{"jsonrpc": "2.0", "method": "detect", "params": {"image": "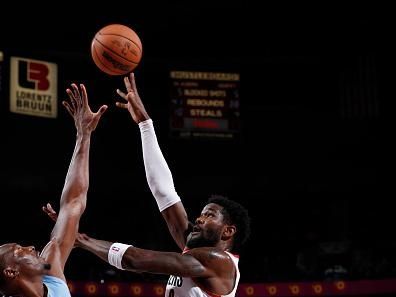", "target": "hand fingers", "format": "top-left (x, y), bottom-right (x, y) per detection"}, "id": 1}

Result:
top-left (71, 83), bottom-right (80, 100)
top-left (70, 83), bottom-right (82, 108)
top-left (115, 102), bottom-right (128, 109)
top-left (97, 105), bottom-right (108, 115)
top-left (76, 233), bottom-right (85, 240)
top-left (42, 205), bottom-right (55, 214)
top-left (80, 84), bottom-right (89, 107)
top-left (129, 73), bottom-right (137, 93)
top-left (116, 89), bottom-right (128, 101)
top-left (46, 203), bottom-right (55, 213)
top-left (124, 76), bottom-right (132, 92)
top-left (62, 101), bottom-right (74, 117)
top-left (66, 88), bottom-right (77, 111)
